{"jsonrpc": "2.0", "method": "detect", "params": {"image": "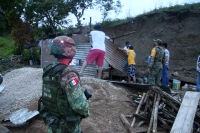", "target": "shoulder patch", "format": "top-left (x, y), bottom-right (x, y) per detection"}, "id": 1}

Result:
top-left (69, 78), bottom-right (79, 87)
